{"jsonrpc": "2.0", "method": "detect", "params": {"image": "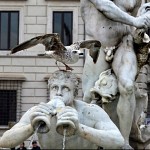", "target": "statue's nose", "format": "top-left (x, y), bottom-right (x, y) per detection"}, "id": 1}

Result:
top-left (56, 88), bottom-right (62, 96)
